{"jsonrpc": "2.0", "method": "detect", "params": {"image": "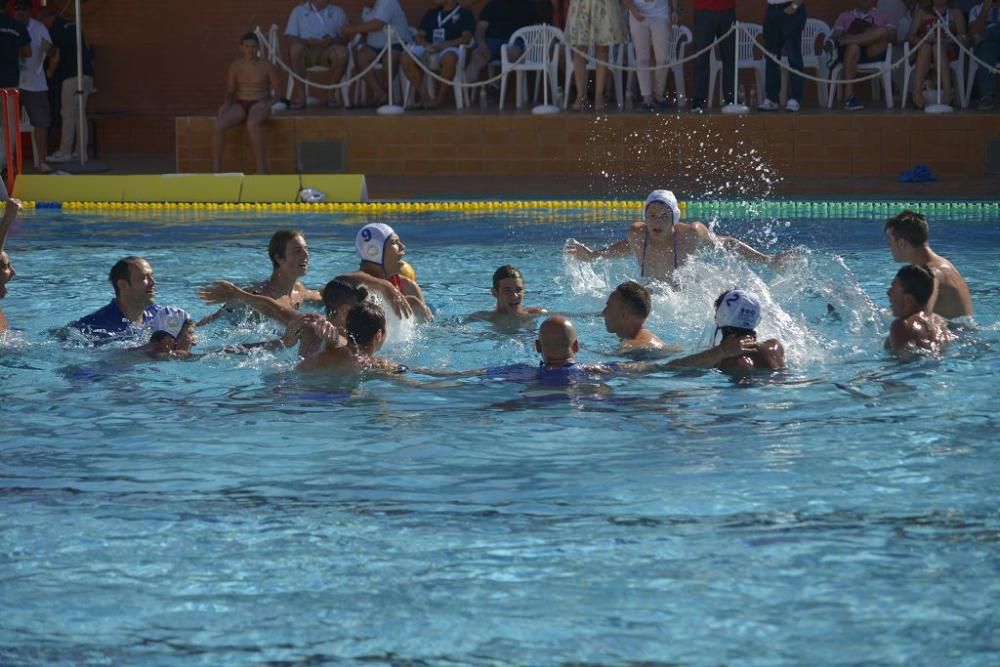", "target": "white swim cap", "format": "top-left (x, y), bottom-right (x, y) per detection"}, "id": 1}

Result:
top-left (149, 307), bottom-right (191, 340)
top-left (356, 223), bottom-right (395, 265)
top-left (715, 290), bottom-right (761, 330)
top-left (644, 189), bottom-right (681, 225)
